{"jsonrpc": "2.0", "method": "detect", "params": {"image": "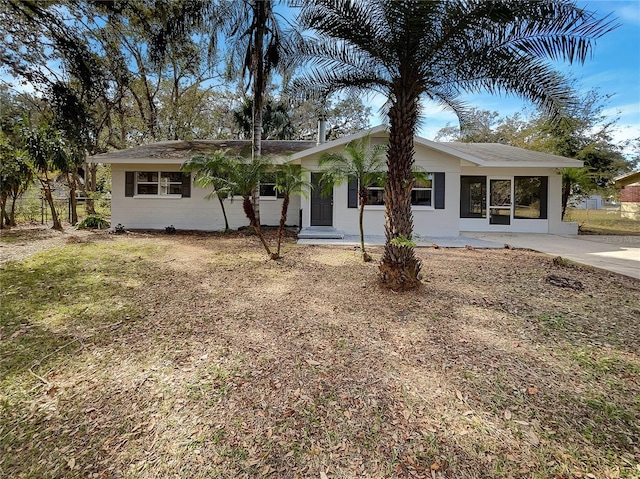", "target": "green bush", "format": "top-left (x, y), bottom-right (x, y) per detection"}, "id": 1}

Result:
top-left (76, 214), bottom-right (110, 230)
